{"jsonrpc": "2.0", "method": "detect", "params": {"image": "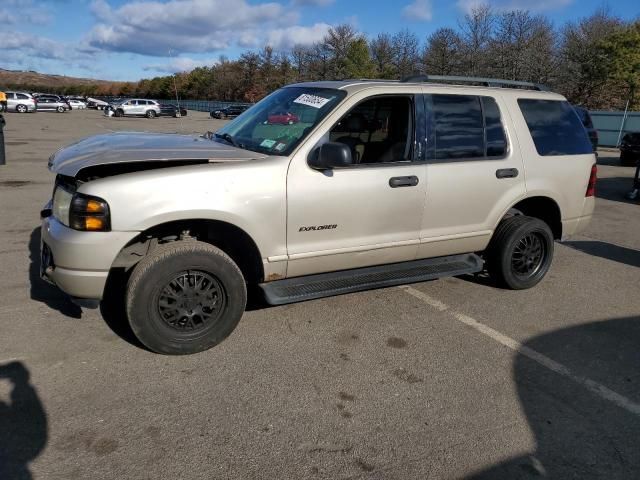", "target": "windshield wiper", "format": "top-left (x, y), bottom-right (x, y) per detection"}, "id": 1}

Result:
top-left (214, 132), bottom-right (239, 148)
